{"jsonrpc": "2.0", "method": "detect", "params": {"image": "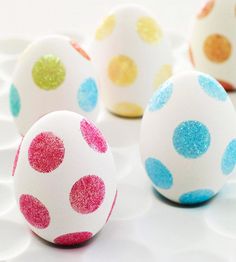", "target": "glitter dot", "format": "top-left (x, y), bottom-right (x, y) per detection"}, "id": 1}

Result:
top-left (77, 78), bottom-right (98, 112)
top-left (12, 139), bottom-right (23, 176)
top-left (179, 189), bottom-right (215, 205)
top-left (148, 81), bottom-right (173, 111)
top-left (197, 0), bottom-right (215, 19)
top-left (19, 194), bottom-right (50, 229)
top-left (136, 16), bottom-right (162, 44)
top-left (9, 84), bottom-right (21, 117)
top-left (204, 34), bottom-right (232, 63)
top-left (112, 102), bottom-right (143, 118)
top-left (106, 190), bottom-right (118, 223)
top-left (80, 119), bottom-right (107, 153)
top-left (108, 55), bottom-right (137, 86)
top-left (221, 139), bottom-right (236, 175)
top-left (173, 120), bottom-right (211, 159)
top-left (189, 47), bottom-right (195, 66)
top-left (71, 40), bottom-right (90, 60)
top-left (145, 158), bottom-right (173, 189)
top-left (218, 79), bottom-right (235, 92)
top-left (32, 54), bottom-right (66, 90)
top-left (153, 64), bottom-right (172, 89)
top-left (28, 132), bottom-right (65, 173)
top-left (54, 232), bottom-right (93, 246)
top-left (70, 175), bottom-right (105, 214)
top-left (96, 15), bottom-right (116, 40)
top-left (198, 74), bottom-right (228, 101)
